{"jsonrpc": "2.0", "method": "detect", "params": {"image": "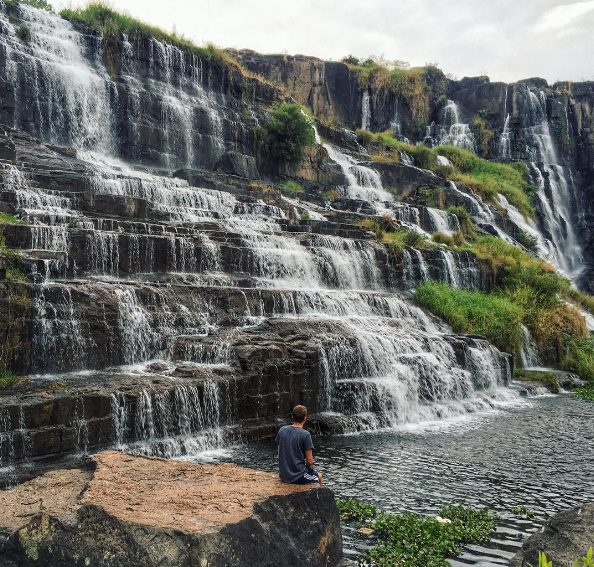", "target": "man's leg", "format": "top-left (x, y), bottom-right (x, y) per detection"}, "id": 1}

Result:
top-left (293, 467), bottom-right (321, 485)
